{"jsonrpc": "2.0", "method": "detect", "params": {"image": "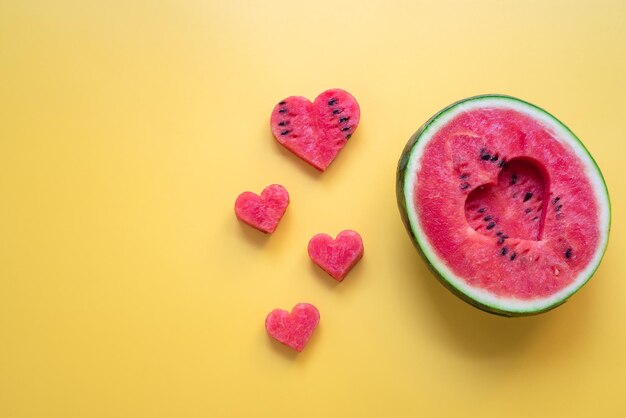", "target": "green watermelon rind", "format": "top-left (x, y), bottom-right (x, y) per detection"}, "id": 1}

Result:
top-left (397, 94), bottom-right (611, 317)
